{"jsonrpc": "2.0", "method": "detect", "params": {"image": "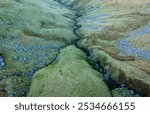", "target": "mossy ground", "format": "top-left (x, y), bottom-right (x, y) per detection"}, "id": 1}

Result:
top-left (28, 46), bottom-right (111, 97)
top-left (0, 0), bottom-right (76, 96)
top-left (0, 0), bottom-right (150, 97)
